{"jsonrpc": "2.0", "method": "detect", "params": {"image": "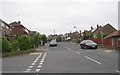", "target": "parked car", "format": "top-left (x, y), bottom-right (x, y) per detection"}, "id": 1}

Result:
top-left (80, 40), bottom-right (98, 49)
top-left (49, 39), bottom-right (57, 47)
